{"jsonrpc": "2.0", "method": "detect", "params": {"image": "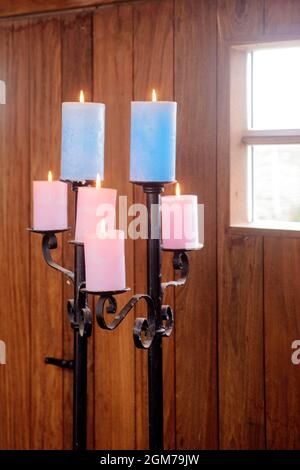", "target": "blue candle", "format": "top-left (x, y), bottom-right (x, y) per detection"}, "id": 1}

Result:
top-left (61, 92), bottom-right (105, 182)
top-left (130, 90), bottom-right (177, 183)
